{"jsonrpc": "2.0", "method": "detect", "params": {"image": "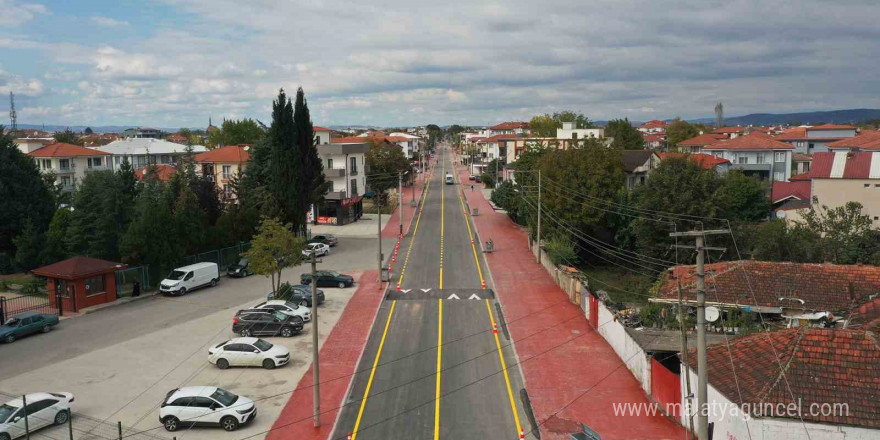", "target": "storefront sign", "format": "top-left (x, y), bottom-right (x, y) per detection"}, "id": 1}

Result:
top-left (317, 216), bottom-right (338, 225)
